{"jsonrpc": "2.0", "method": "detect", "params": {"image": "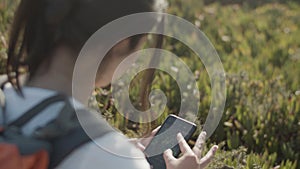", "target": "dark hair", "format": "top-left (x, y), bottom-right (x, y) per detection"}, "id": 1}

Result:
top-left (7, 0), bottom-right (158, 90)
